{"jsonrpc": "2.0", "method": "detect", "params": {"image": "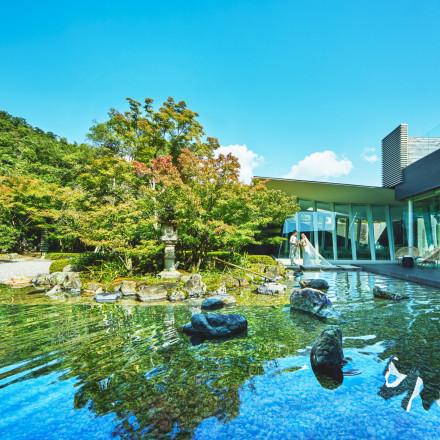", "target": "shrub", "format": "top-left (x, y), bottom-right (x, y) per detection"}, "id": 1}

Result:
top-left (46, 252), bottom-right (79, 260)
top-left (245, 255), bottom-right (276, 266)
top-left (49, 259), bottom-right (71, 273)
